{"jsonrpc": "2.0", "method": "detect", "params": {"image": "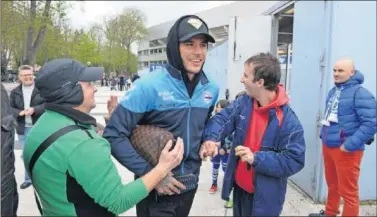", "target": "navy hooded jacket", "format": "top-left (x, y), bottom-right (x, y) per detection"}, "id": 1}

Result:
top-left (203, 94), bottom-right (306, 216)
